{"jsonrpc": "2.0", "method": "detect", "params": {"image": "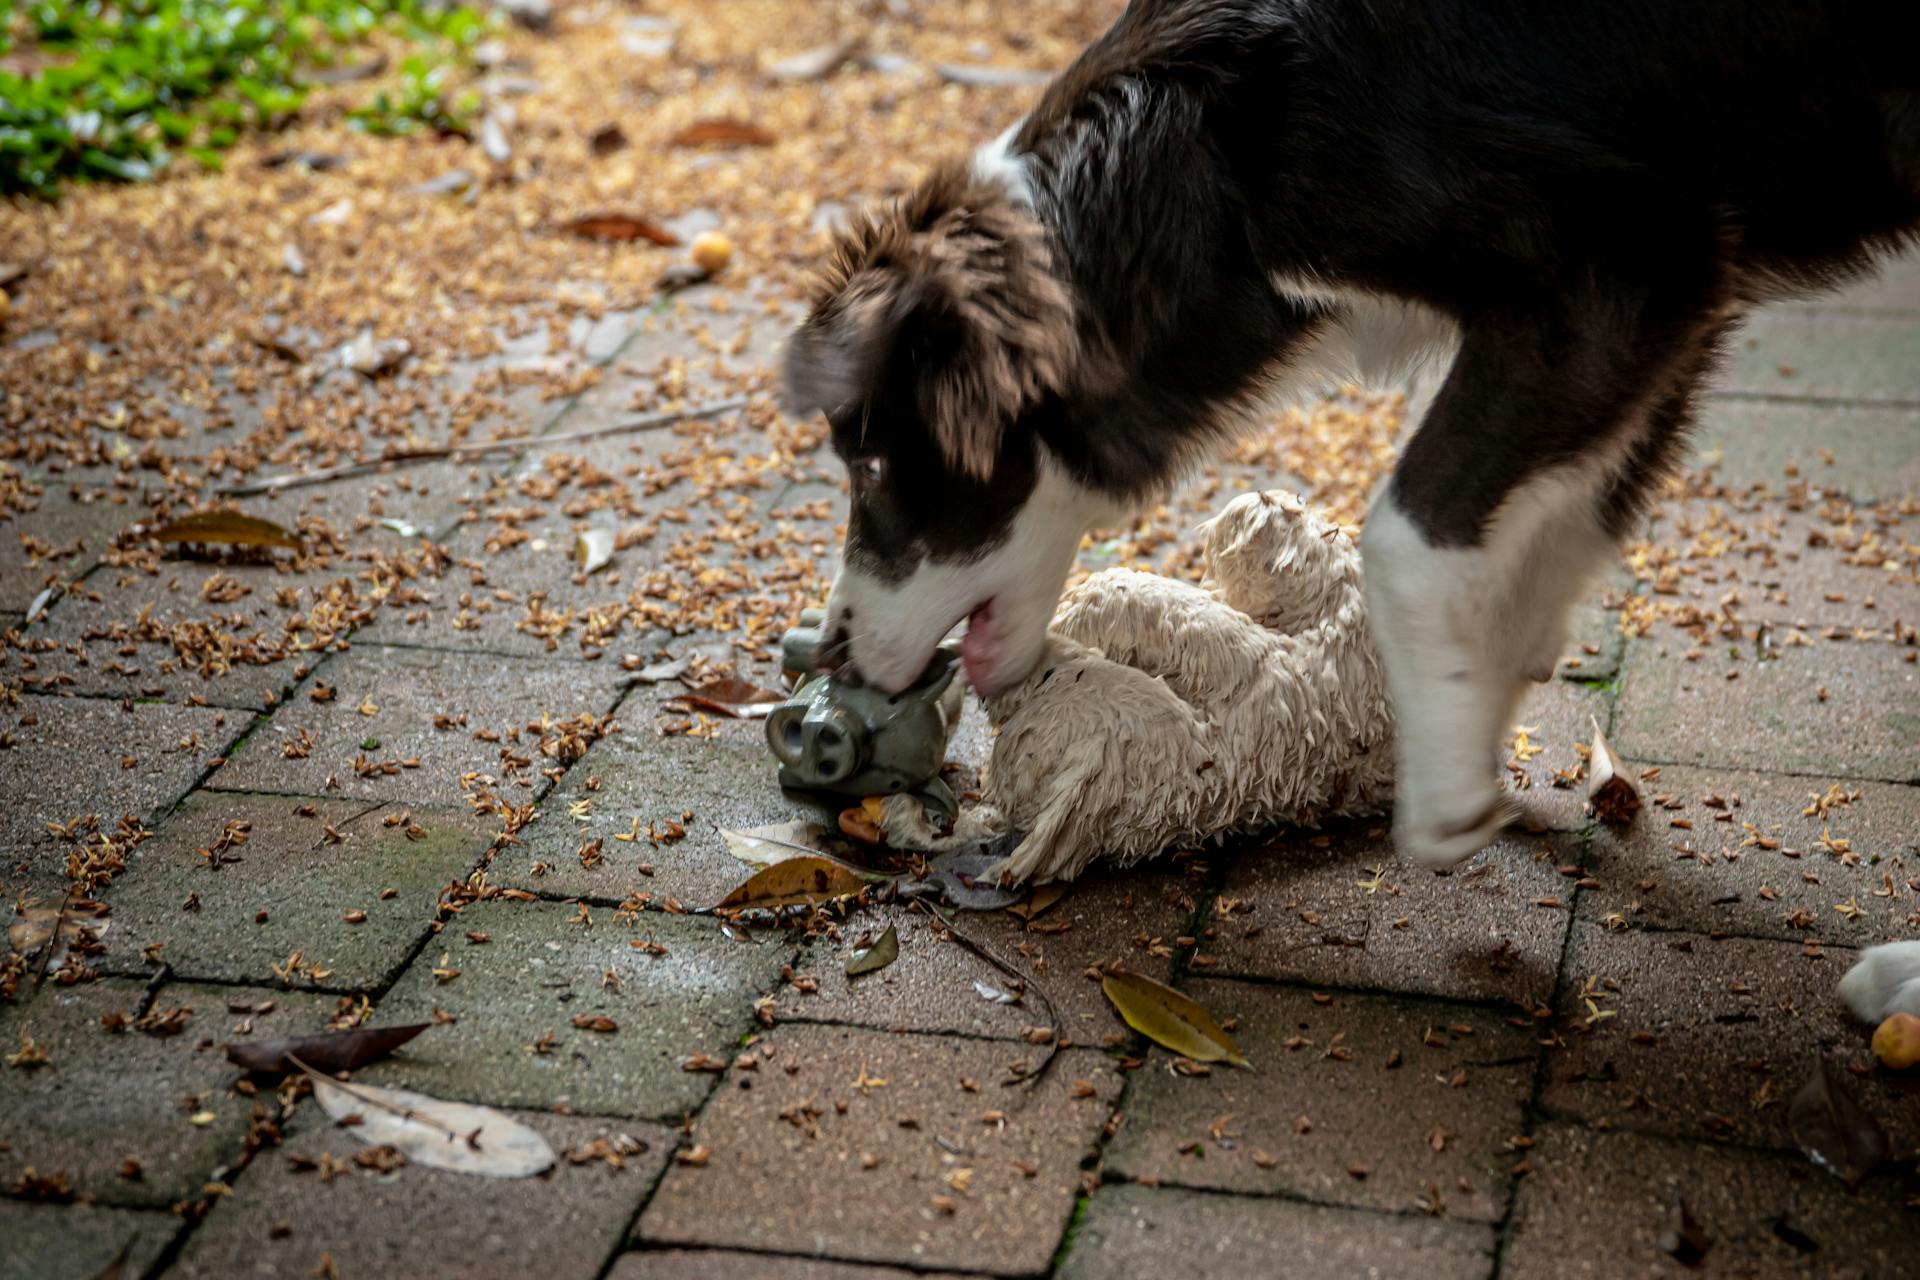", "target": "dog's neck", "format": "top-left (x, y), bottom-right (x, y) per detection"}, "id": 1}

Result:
top-left (973, 40), bottom-right (1323, 503)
